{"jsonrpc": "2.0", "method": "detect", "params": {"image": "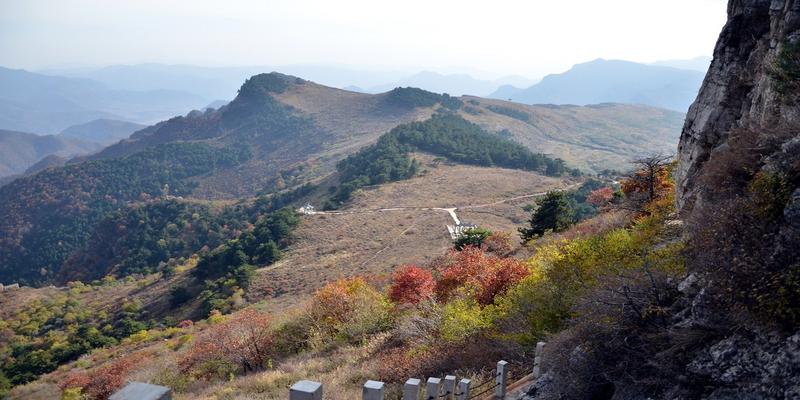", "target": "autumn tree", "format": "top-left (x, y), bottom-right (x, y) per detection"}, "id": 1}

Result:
top-left (435, 247), bottom-right (529, 305)
top-left (587, 186), bottom-right (615, 208)
top-left (307, 277), bottom-right (391, 344)
top-left (181, 308), bottom-right (274, 377)
top-left (519, 191), bottom-right (576, 242)
top-left (480, 231), bottom-right (513, 256)
top-left (620, 154), bottom-right (674, 210)
top-left (388, 265), bottom-right (435, 305)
